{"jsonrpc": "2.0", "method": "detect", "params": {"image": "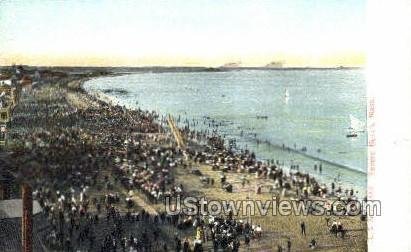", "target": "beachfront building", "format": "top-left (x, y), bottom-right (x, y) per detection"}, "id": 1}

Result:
top-left (33, 70), bottom-right (41, 84)
top-left (20, 75), bottom-right (33, 93)
top-left (0, 170), bottom-right (15, 200)
top-left (0, 198), bottom-right (47, 251)
top-left (0, 104), bottom-right (11, 124)
top-left (0, 86), bottom-right (12, 123)
top-left (10, 75), bottom-right (18, 87)
top-left (0, 84), bottom-right (12, 106)
top-left (0, 73), bottom-right (7, 81)
top-left (0, 173), bottom-right (46, 252)
top-left (0, 124), bottom-right (7, 147)
top-left (0, 79), bottom-right (12, 86)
